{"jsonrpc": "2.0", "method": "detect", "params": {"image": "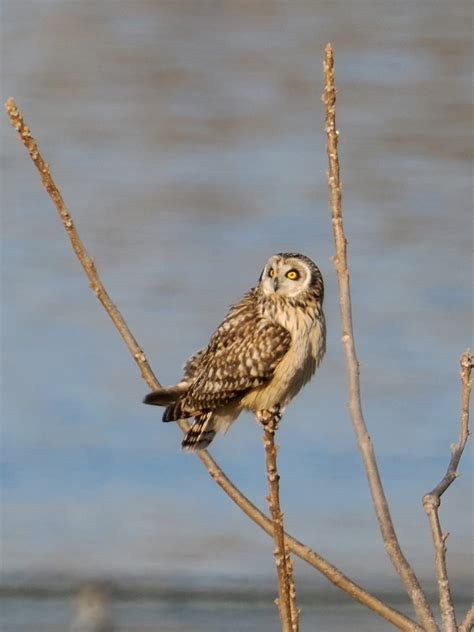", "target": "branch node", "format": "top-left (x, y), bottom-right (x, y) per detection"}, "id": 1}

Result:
top-left (422, 494), bottom-right (440, 511)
